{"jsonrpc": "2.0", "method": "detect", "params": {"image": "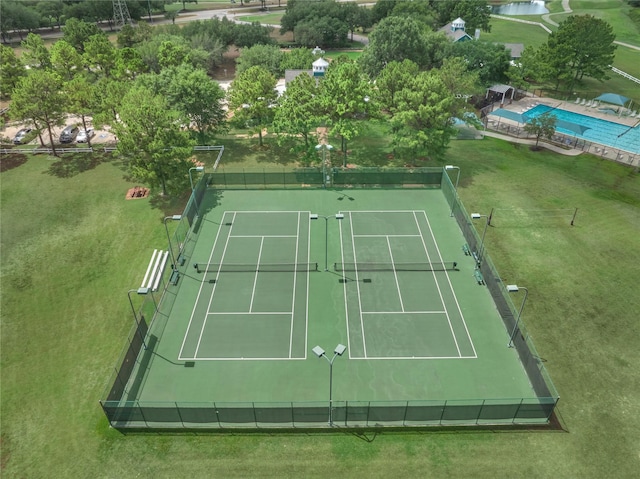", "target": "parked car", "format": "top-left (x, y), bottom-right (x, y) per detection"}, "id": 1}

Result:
top-left (13, 128), bottom-right (34, 144)
top-left (76, 128), bottom-right (94, 143)
top-left (60, 125), bottom-right (79, 143)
